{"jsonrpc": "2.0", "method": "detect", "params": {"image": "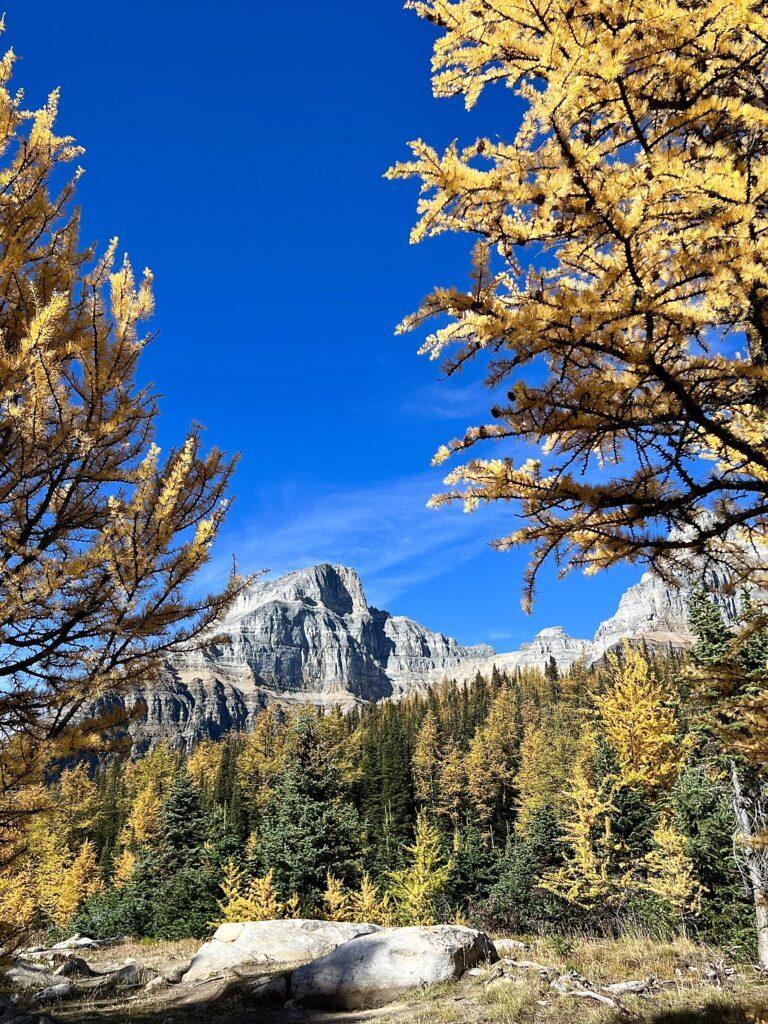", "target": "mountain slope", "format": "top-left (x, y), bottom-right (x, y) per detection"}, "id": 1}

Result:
top-left (116, 564), bottom-right (492, 751)
top-left (115, 556), bottom-right (746, 751)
